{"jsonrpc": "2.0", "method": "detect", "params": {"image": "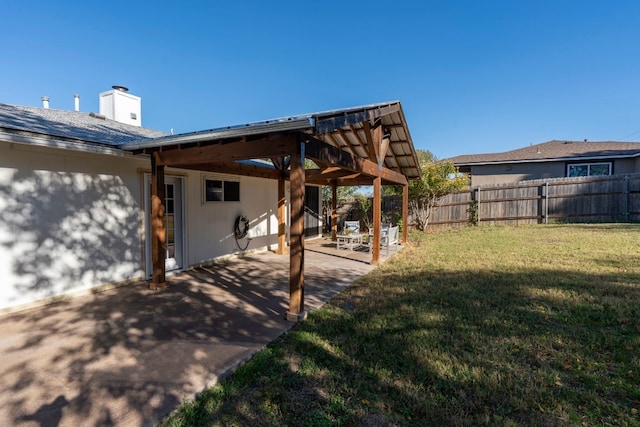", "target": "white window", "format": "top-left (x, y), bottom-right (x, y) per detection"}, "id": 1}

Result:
top-left (567, 162), bottom-right (612, 177)
top-left (204, 178), bottom-right (240, 202)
